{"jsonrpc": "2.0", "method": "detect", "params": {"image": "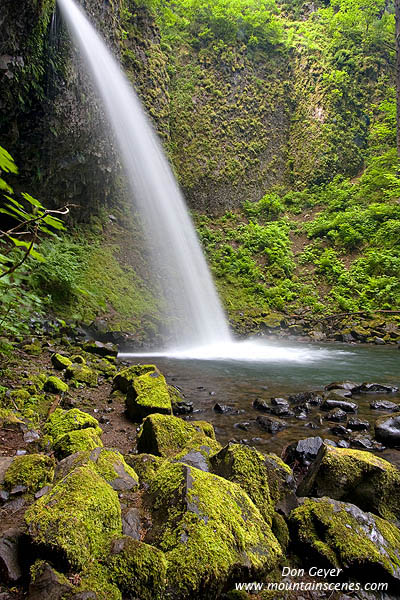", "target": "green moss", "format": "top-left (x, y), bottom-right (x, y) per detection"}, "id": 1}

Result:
top-left (44, 408), bottom-right (102, 442)
top-left (126, 370), bottom-right (172, 421)
top-left (70, 354), bottom-right (86, 364)
top-left (192, 420), bottom-right (217, 440)
top-left (299, 444), bottom-right (400, 521)
top-left (51, 353), bottom-right (73, 370)
top-left (146, 461), bottom-right (281, 597)
top-left (75, 562), bottom-right (122, 600)
top-left (54, 428), bottom-right (103, 458)
top-left (89, 448), bottom-right (139, 489)
top-left (43, 376), bottom-right (69, 394)
top-left (30, 559), bottom-right (70, 588)
top-left (113, 364), bottom-right (157, 393)
top-left (4, 454), bottom-right (55, 493)
top-left (24, 342), bottom-right (42, 356)
top-left (0, 408), bottom-right (23, 428)
top-left (289, 497), bottom-right (400, 577)
top-left (125, 453), bottom-right (166, 483)
top-left (210, 443), bottom-right (274, 523)
top-left (137, 414), bottom-right (221, 457)
top-left (9, 388), bottom-right (31, 409)
top-left (65, 364), bottom-right (98, 387)
top-left (25, 464), bottom-right (122, 569)
top-left (271, 512), bottom-right (289, 551)
top-left (95, 358), bottom-right (117, 378)
top-left (108, 536), bottom-right (167, 599)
